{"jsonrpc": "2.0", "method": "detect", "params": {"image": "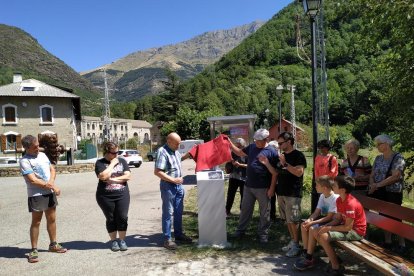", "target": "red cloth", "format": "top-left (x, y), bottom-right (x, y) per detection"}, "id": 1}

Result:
top-left (188, 134), bottom-right (232, 172)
